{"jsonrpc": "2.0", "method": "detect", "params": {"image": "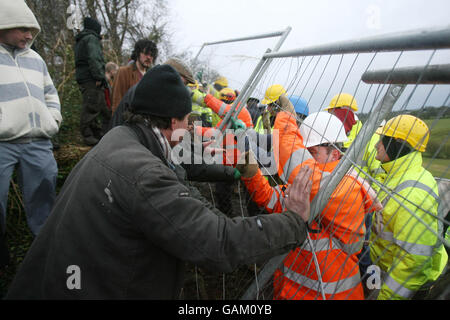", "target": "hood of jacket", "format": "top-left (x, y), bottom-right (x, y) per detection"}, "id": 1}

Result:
top-left (0, 0), bottom-right (40, 46)
top-left (75, 29), bottom-right (101, 42)
top-left (381, 150), bottom-right (422, 180)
